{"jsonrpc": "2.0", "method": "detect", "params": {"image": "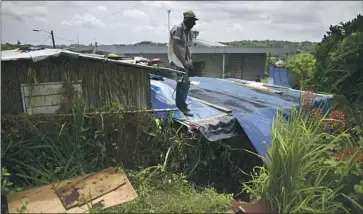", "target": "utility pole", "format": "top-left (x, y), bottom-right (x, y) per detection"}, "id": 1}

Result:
top-left (50, 30), bottom-right (56, 48)
top-left (77, 33), bottom-right (79, 47)
top-left (33, 28), bottom-right (56, 48)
